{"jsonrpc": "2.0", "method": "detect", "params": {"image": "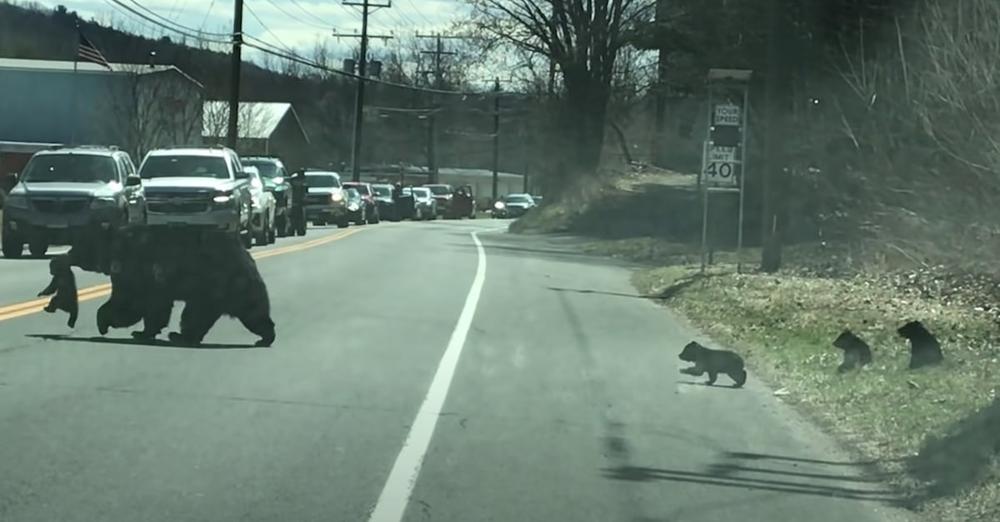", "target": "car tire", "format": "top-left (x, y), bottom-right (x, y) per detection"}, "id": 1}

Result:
top-left (28, 238), bottom-right (48, 258)
top-left (368, 209), bottom-right (380, 224)
top-left (2, 234), bottom-right (23, 259)
top-left (336, 217), bottom-right (350, 229)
